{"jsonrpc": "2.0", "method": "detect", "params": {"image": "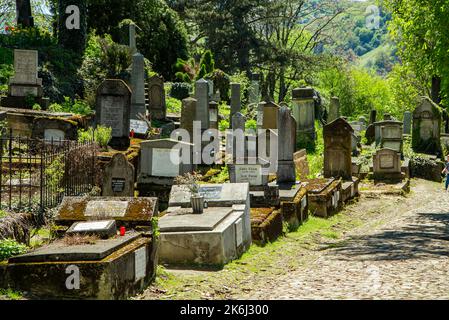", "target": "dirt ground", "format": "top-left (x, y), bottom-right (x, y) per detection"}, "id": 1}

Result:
top-left (137, 179), bottom-right (449, 300)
